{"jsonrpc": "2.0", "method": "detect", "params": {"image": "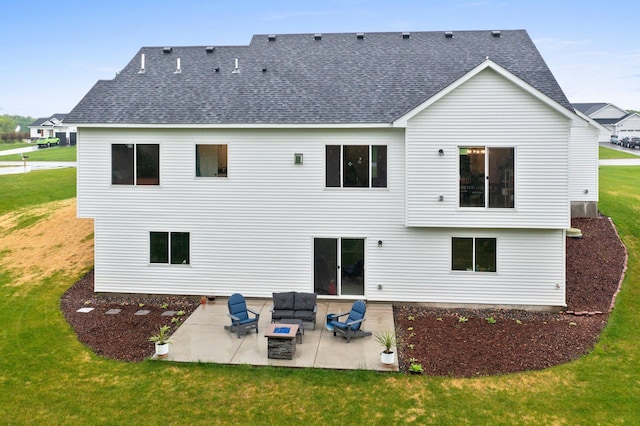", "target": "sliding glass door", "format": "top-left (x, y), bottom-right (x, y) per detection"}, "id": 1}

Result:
top-left (314, 238), bottom-right (365, 296)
